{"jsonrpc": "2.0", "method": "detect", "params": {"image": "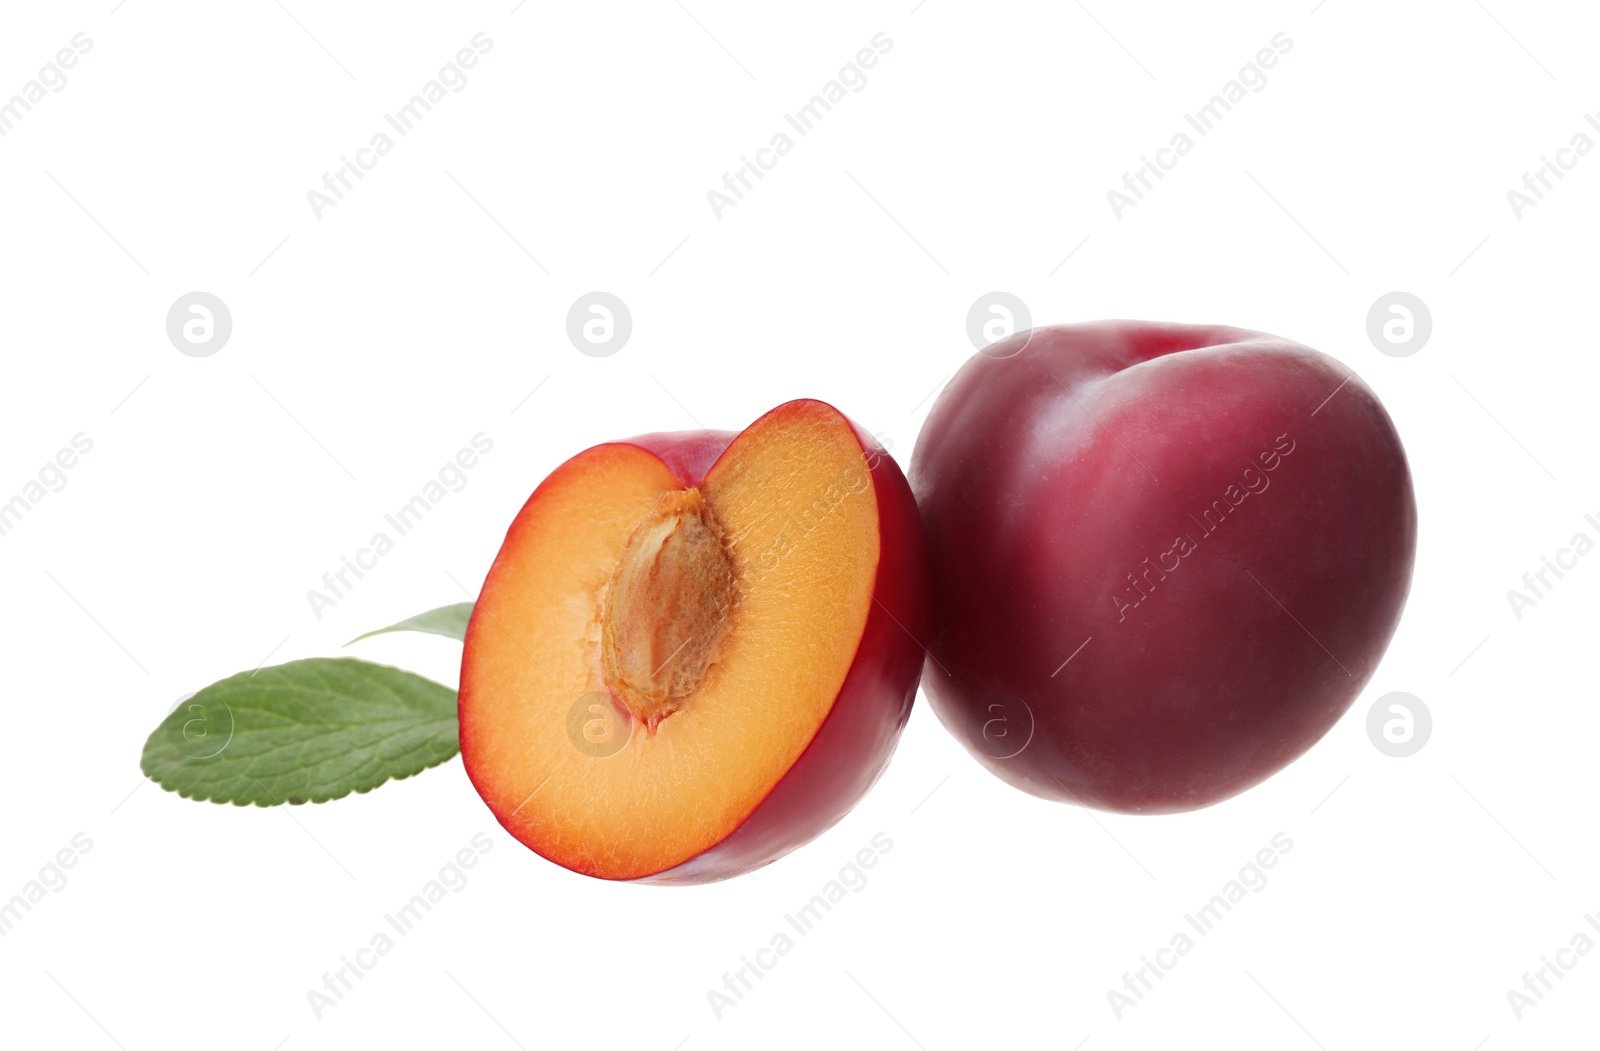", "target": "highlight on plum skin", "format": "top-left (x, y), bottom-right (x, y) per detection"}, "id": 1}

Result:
top-left (459, 399), bottom-right (929, 883)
